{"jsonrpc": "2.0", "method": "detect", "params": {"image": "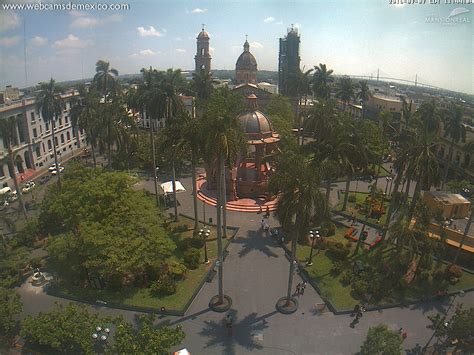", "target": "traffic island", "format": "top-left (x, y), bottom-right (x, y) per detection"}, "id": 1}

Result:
top-left (276, 296), bottom-right (298, 314)
top-left (209, 295), bottom-right (232, 312)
